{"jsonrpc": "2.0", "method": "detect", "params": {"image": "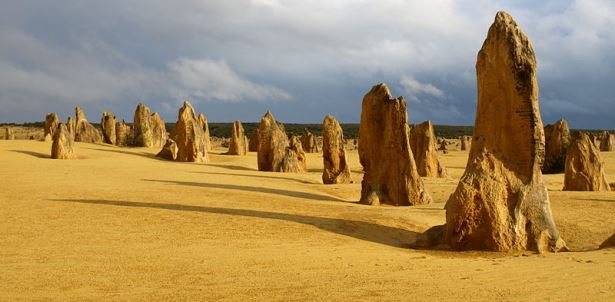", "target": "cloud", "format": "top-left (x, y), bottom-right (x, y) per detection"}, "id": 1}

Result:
top-left (168, 58), bottom-right (291, 102)
top-left (0, 0), bottom-right (614, 127)
top-left (400, 76), bottom-right (445, 99)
